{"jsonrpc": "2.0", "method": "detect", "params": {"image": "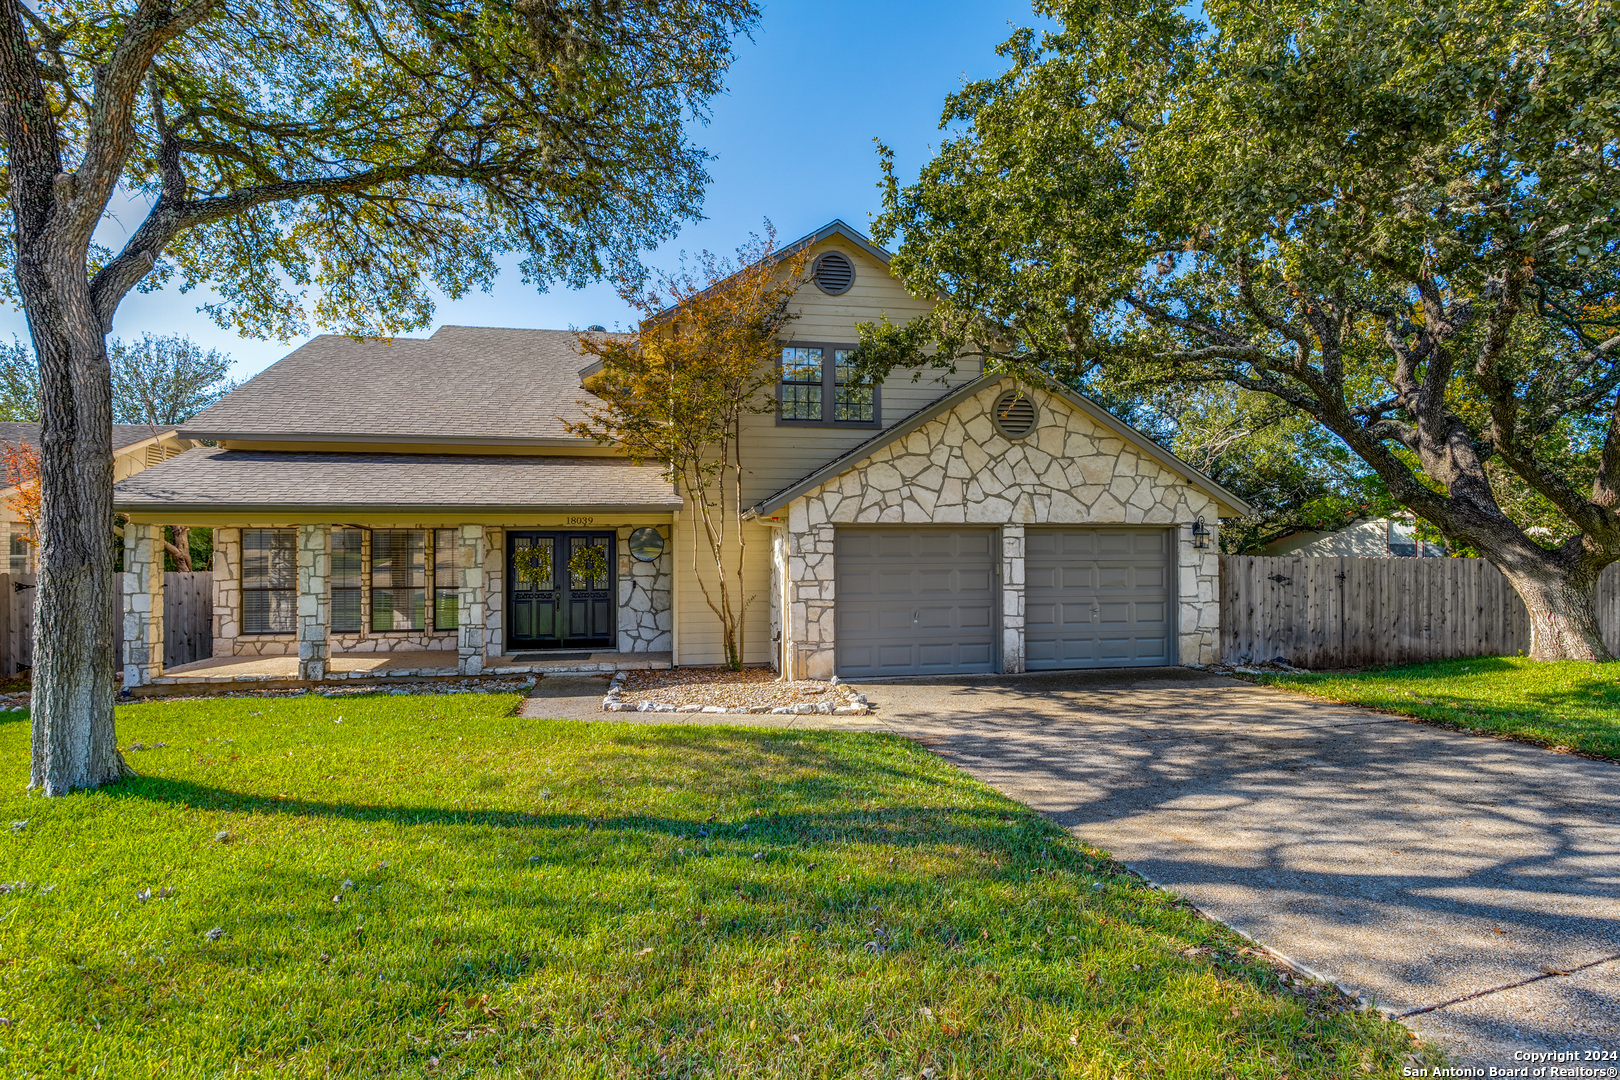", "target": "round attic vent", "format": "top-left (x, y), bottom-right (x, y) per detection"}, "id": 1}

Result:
top-left (586, 324), bottom-right (607, 331)
top-left (992, 390), bottom-right (1038, 439)
top-left (812, 251), bottom-right (855, 295)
